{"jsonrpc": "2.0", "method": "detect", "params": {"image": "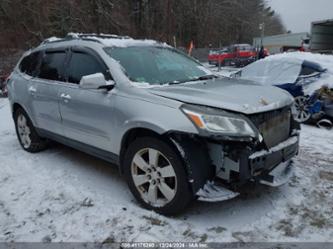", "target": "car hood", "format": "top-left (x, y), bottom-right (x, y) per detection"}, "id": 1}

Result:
top-left (148, 78), bottom-right (293, 114)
